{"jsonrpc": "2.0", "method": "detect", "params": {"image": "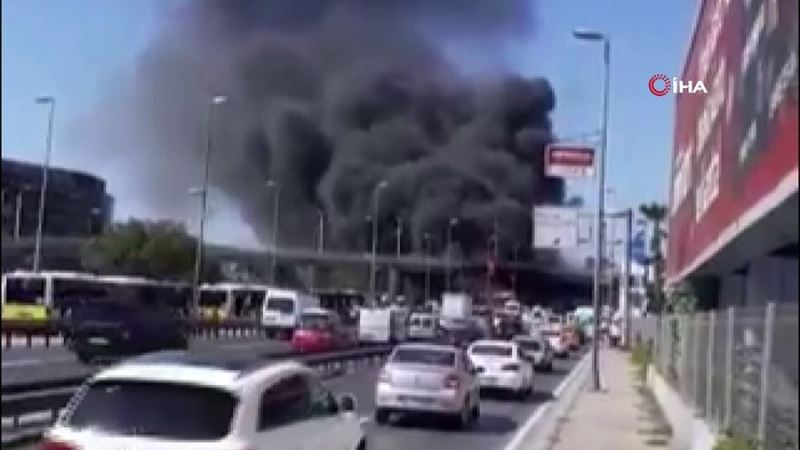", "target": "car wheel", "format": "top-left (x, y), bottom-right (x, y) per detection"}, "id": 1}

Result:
top-left (471, 401), bottom-right (480, 421)
top-left (374, 408), bottom-right (390, 425)
top-left (454, 404), bottom-right (471, 429)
